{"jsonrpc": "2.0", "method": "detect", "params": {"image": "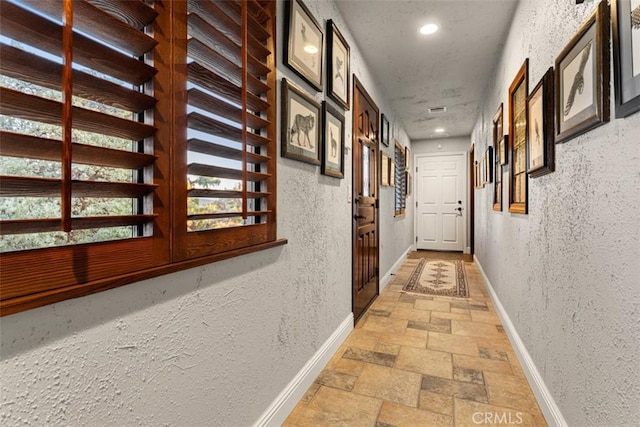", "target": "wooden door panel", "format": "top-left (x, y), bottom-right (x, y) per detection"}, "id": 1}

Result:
top-left (352, 77), bottom-right (379, 322)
